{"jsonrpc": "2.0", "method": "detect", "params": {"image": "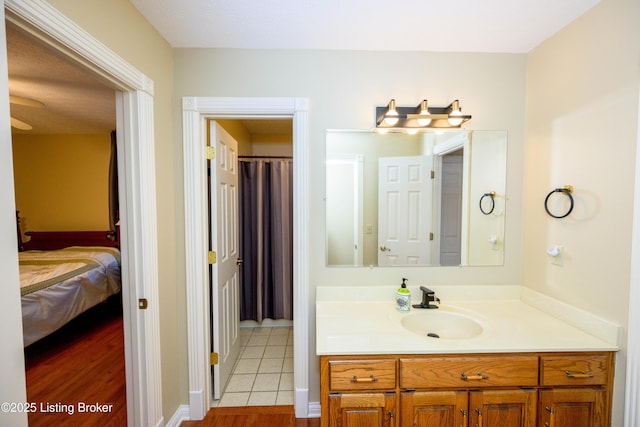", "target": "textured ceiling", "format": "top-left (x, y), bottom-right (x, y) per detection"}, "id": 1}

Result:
top-left (7, 24), bottom-right (116, 135)
top-left (130, 0), bottom-right (600, 53)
